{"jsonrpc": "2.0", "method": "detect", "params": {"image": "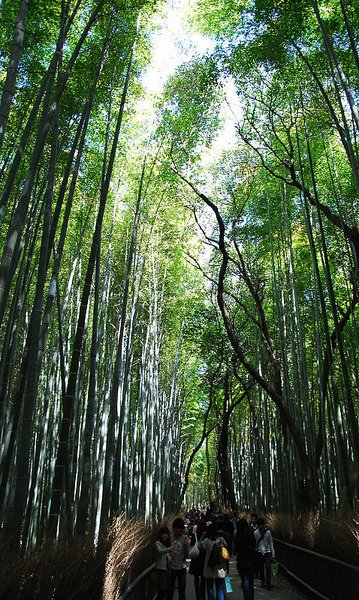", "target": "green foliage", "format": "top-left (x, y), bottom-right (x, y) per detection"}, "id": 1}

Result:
top-left (158, 54), bottom-right (222, 164)
top-left (193, 0), bottom-right (249, 38)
